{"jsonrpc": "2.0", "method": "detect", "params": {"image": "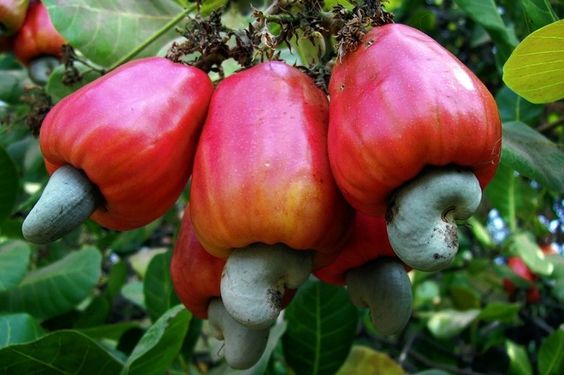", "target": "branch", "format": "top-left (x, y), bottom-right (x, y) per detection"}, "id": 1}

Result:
top-left (409, 350), bottom-right (498, 375)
